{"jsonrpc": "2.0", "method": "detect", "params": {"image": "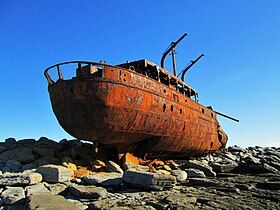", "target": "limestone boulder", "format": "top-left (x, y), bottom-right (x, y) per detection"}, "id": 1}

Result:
top-left (36, 164), bottom-right (74, 183)
top-left (0, 187), bottom-right (25, 205)
top-left (68, 184), bottom-right (107, 200)
top-left (27, 194), bottom-right (83, 210)
top-left (0, 172), bottom-right (42, 186)
top-left (82, 172), bottom-right (123, 186)
top-left (123, 169), bottom-right (176, 190)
